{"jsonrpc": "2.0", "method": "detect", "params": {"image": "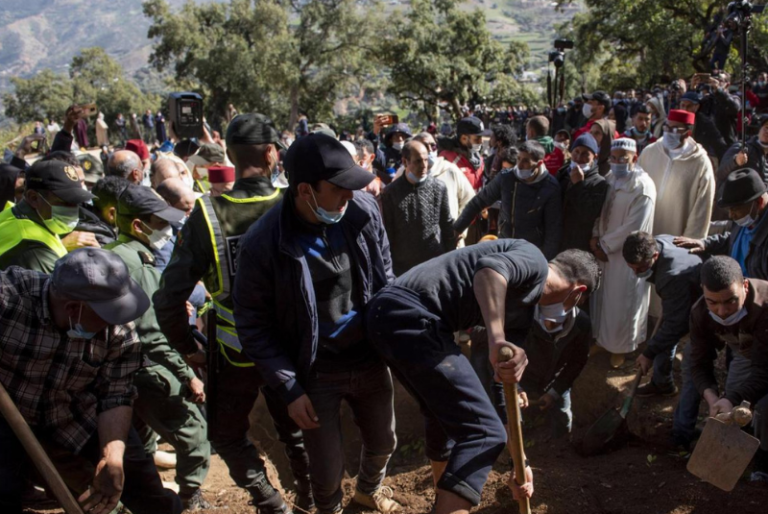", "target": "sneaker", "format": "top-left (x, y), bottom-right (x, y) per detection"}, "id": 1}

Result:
top-left (154, 450), bottom-right (177, 469)
top-left (353, 486), bottom-right (400, 514)
top-left (750, 471), bottom-right (768, 483)
top-left (181, 489), bottom-right (212, 511)
top-left (636, 382), bottom-right (679, 398)
top-left (295, 490), bottom-right (315, 512)
top-left (610, 353), bottom-right (625, 369)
